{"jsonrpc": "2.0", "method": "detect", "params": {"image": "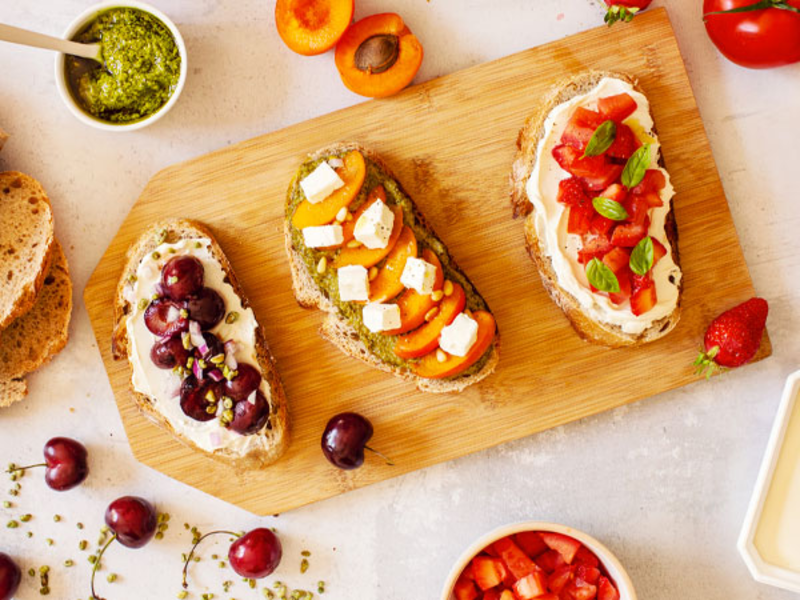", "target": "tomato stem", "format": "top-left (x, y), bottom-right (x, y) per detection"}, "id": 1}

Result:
top-left (704, 0), bottom-right (800, 19)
